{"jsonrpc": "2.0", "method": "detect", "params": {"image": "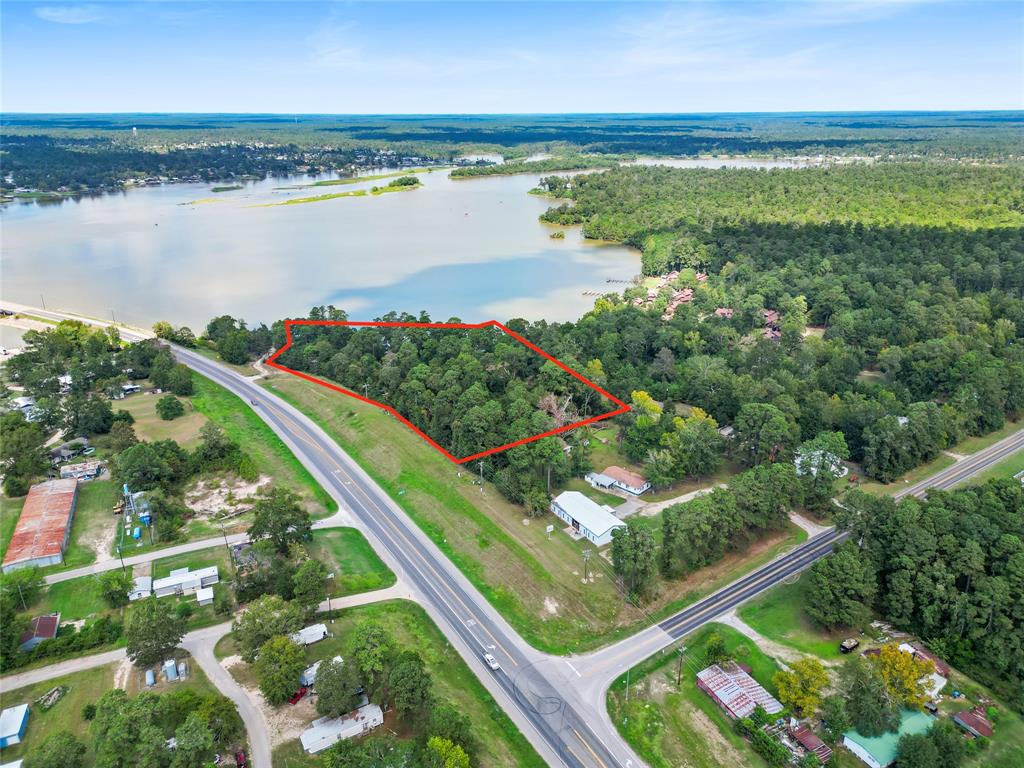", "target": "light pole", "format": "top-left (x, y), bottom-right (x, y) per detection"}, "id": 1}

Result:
top-left (582, 549), bottom-right (592, 583)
